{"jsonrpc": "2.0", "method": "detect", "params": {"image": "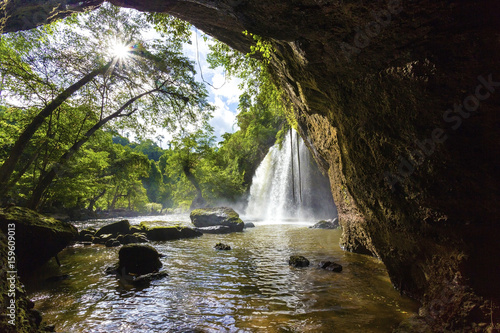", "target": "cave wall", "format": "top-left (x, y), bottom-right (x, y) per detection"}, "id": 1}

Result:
top-left (2, 0), bottom-right (500, 331)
